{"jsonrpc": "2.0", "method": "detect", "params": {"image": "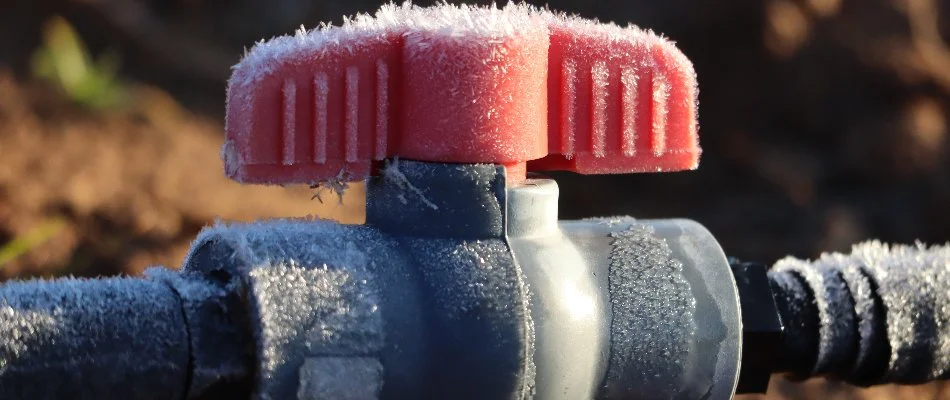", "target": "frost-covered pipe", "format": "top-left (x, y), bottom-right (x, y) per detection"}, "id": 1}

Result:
top-left (0, 271), bottom-right (254, 399)
top-left (0, 277), bottom-right (190, 399)
top-left (0, 160), bottom-right (744, 400)
top-left (769, 242), bottom-right (950, 385)
top-left (5, 158), bottom-right (949, 399)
